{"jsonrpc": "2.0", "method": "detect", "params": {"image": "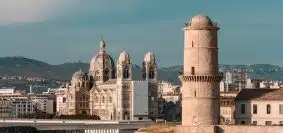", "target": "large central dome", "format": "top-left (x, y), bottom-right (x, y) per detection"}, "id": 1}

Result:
top-left (89, 40), bottom-right (115, 78)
